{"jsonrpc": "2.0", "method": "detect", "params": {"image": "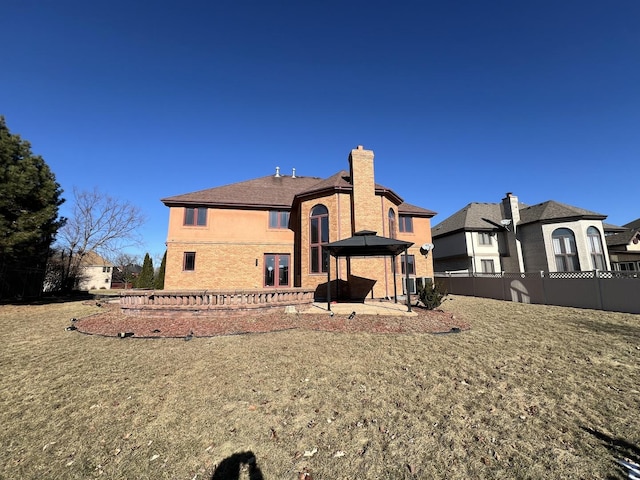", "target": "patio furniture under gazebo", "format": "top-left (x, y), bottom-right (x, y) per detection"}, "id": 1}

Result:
top-left (323, 230), bottom-right (414, 312)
